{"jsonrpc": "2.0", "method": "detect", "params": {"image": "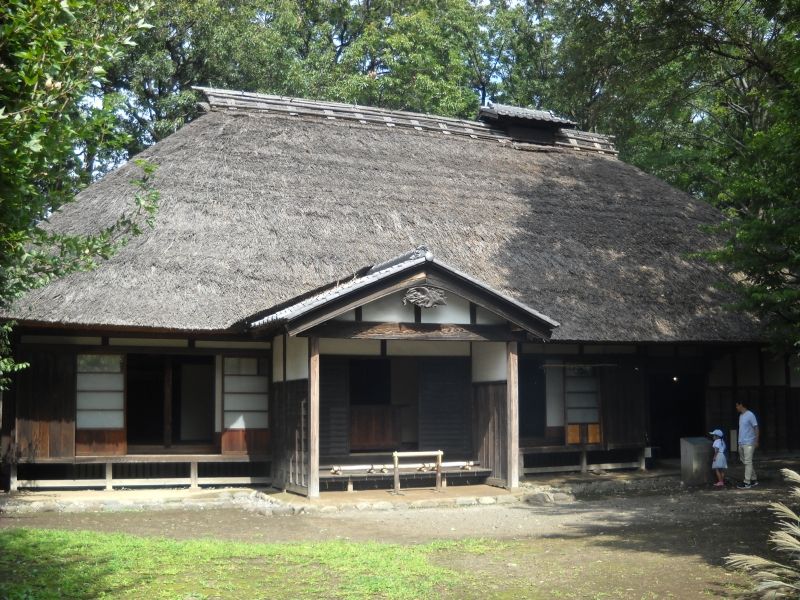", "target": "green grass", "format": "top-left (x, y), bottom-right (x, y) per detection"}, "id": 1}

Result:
top-left (0, 529), bottom-right (498, 600)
